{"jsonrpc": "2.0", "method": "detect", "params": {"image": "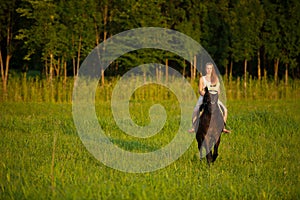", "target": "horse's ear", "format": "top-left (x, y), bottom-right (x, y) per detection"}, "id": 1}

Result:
top-left (205, 87), bottom-right (209, 93)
